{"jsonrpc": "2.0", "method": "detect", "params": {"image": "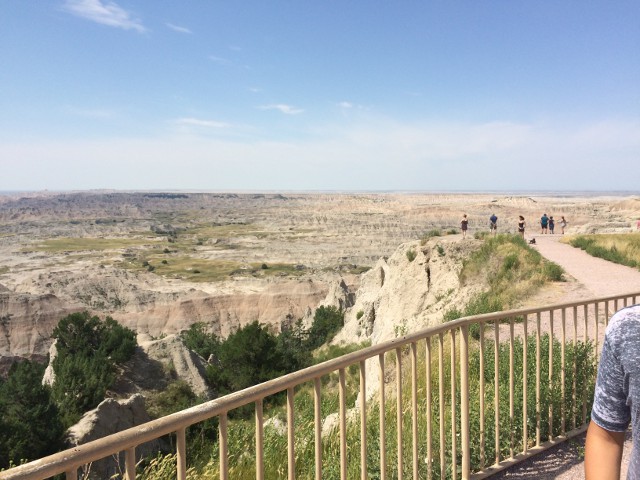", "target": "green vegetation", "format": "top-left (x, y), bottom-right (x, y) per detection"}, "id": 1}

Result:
top-left (306, 306), bottom-right (344, 350)
top-left (51, 312), bottom-right (137, 426)
top-left (443, 234), bottom-right (564, 338)
top-left (138, 333), bottom-right (594, 479)
top-left (0, 312), bottom-right (136, 469)
top-left (421, 229), bottom-right (442, 244)
top-left (462, 234), bottom-right (563, 306)
top-left (205, 321), bottom-right (310, 399)
top-left (0, 361), bottom-right (64, 469)
top-left (406, 249), bottom-right (417, 262)
top-left (28, 237), bottom-right (153, 252)
top-left (567, 233), bottom-right (640, 269)
top-left (181, 305), bottom-right (343, 398)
